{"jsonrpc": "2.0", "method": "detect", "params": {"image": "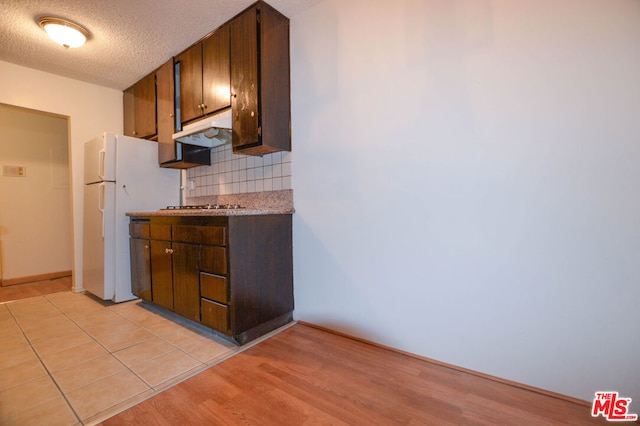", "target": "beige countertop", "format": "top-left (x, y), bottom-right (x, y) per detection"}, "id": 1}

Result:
top-left (127, 189), bottom-right (294, 217)
top-left (126, 207), bottom-right (293, 217)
